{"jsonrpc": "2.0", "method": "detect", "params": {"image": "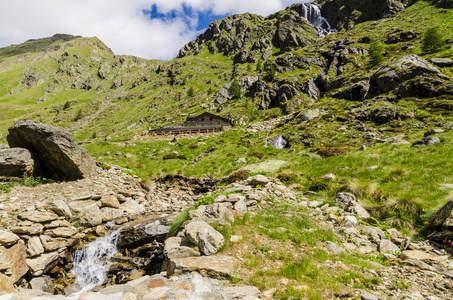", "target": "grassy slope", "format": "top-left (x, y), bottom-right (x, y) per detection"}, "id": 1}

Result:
top-left (0, 1), bottom-right (452, 227)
